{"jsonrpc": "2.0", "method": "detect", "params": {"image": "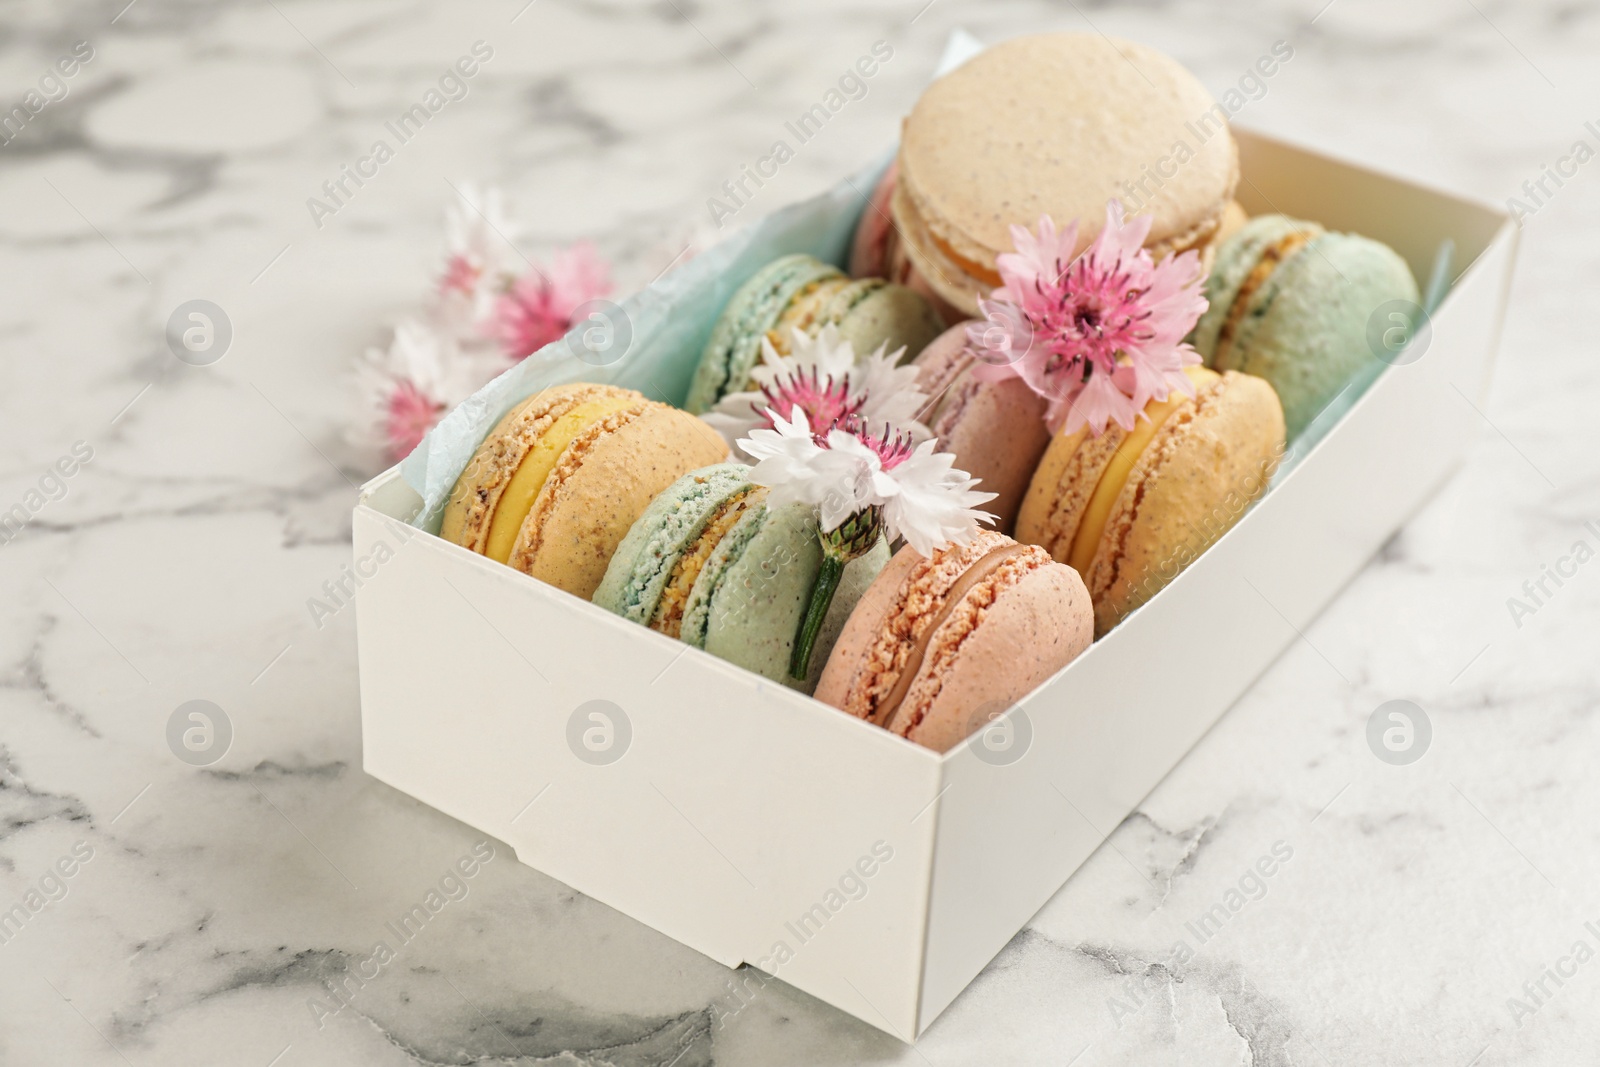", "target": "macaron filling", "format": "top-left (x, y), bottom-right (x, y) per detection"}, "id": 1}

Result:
top-left (894, 172), bottom-right (1003, 288)
top-left (928, 227), bottom-right (1002, 288)
top-left (483, 394), bottom-right (638, 563)
top-left (767, 276), bottom-right (851, 355)
top-left (819, 277), bottom-right (886, 324)
top-left (689, 255), bottom-right (844, 411)
top-left (1064, 367), bottom-right (1219, 575)
top-left (678, 502), bottom-right (774, 651)
top-left (1212, 228), bottom-right (1319, 367)
top-left (650, 487), bottom-right (762, 638)
top-left (508, 402), bottom-right (655, 571)
top-left (875, 542), bottom-right (1031, 735)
